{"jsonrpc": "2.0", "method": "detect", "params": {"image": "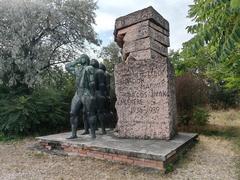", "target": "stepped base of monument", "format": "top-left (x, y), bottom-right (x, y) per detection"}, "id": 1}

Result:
top-left (36, 130), bottom-right (198, 172)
